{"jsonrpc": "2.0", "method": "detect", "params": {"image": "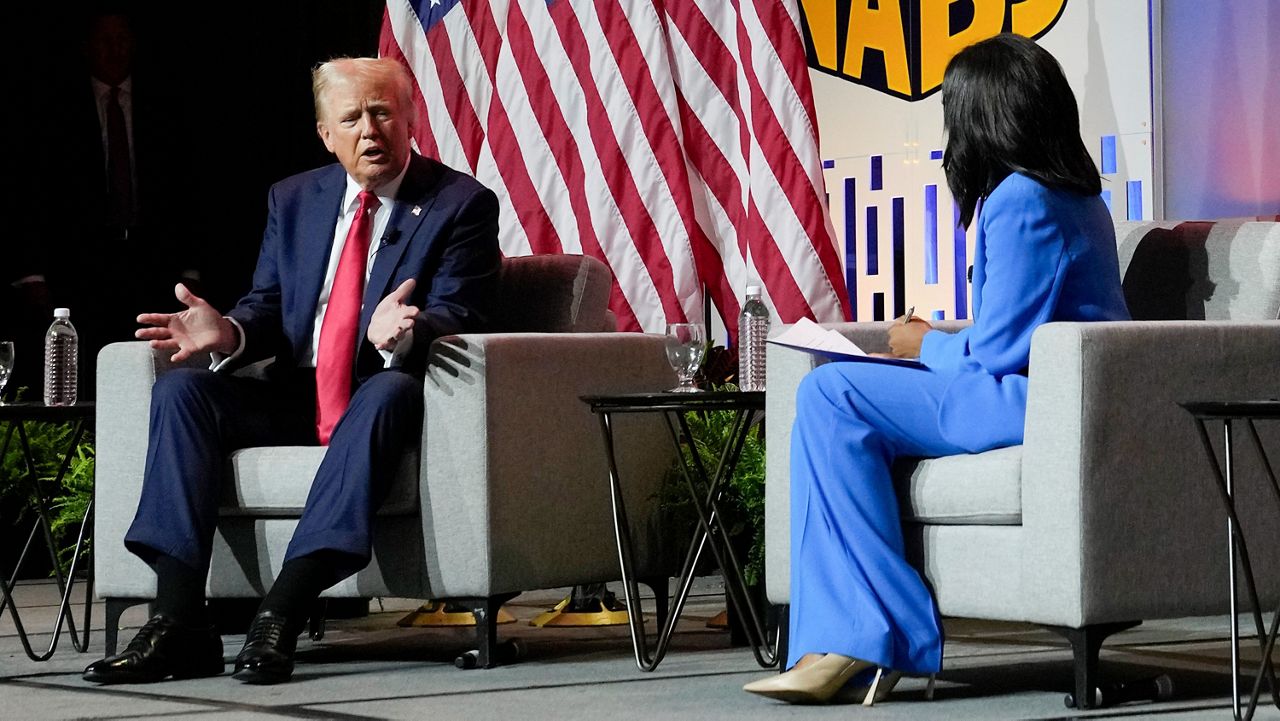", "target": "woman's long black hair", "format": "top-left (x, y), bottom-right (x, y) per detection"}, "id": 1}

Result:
top-left (942, 33), bottom-right (1100, 227)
